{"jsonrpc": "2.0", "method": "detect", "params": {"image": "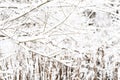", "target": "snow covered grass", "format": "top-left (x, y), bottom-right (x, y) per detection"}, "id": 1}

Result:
top-left (0, 0), bottom-right (120, 80)
top-left (0, 46), bottom-right (119, 80)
